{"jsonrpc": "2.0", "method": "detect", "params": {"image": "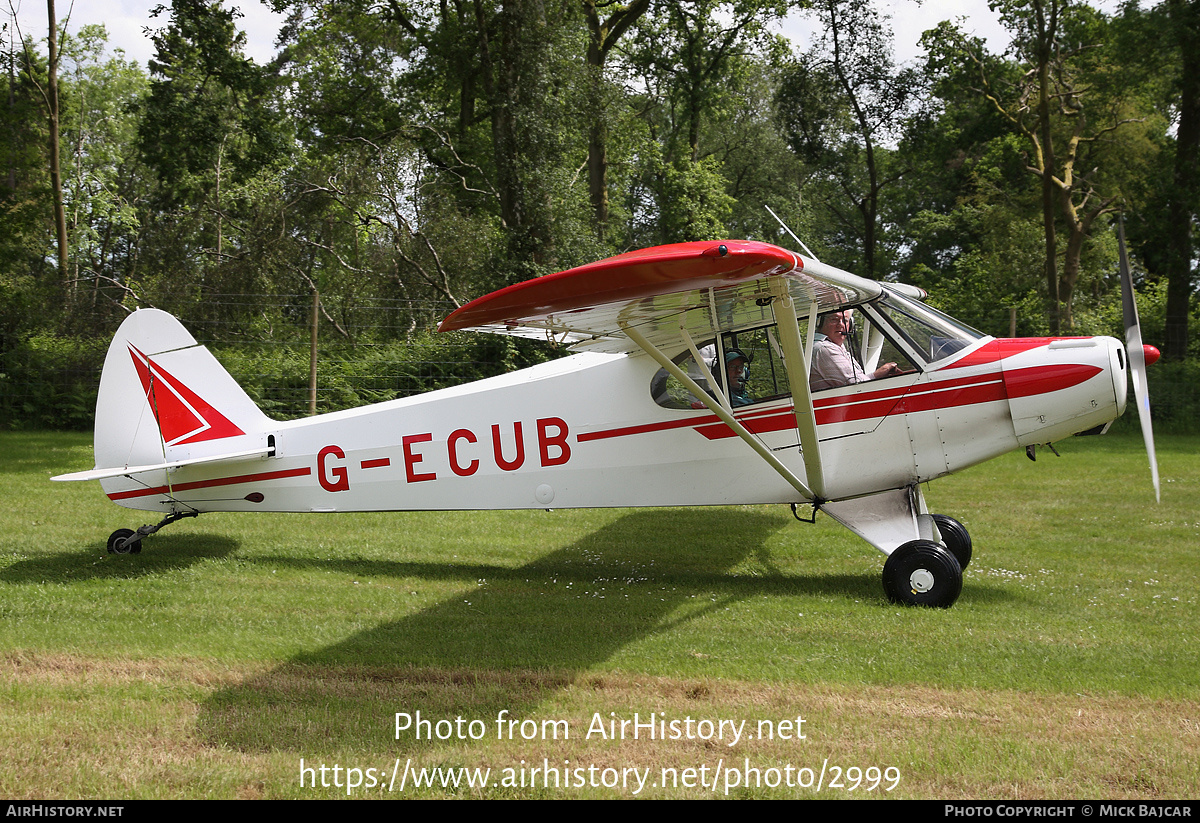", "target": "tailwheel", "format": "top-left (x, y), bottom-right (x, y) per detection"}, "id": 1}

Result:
top-left (931, 514), bottom-right (972, 570)
top-left (103, 511), bottom-right (198, 556)
top-left (883, 540), bottom-right (962, 608)
top-left (107, 528), bottom-right (142, 555)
